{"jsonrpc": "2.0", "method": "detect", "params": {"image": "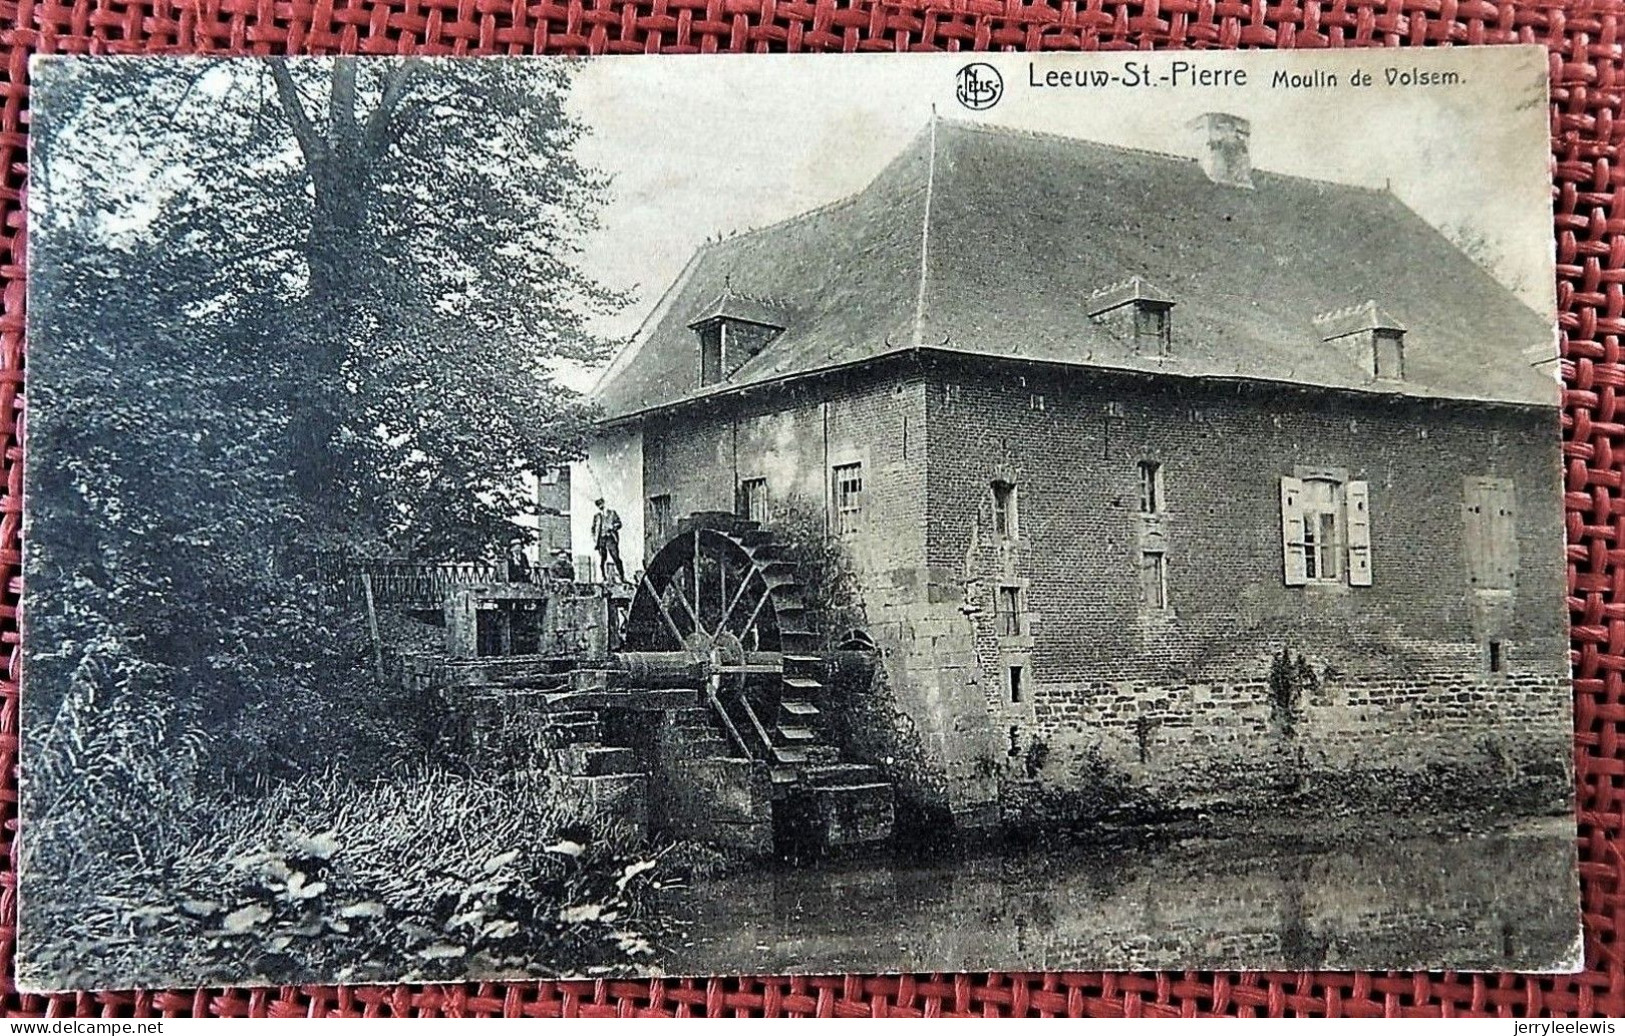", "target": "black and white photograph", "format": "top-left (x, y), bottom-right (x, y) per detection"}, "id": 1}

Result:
top-left (20, 47), bottom-right (1577, 989)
